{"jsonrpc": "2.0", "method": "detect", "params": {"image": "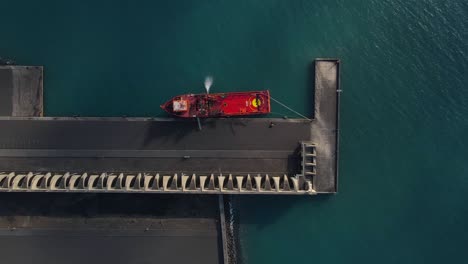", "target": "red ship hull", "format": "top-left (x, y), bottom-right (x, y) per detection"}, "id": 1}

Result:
top-left (161, 90), bottom-right (271, 118)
